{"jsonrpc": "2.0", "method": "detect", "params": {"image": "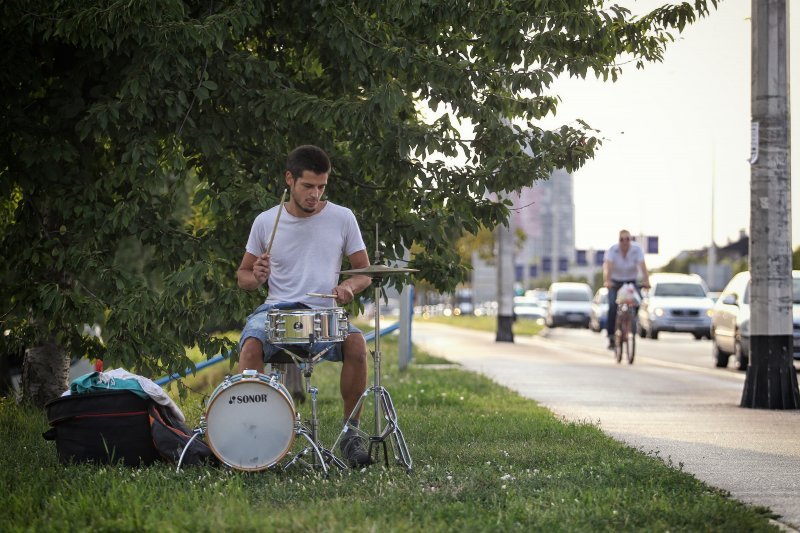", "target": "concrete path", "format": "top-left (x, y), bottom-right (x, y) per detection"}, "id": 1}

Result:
top-left (411, 321), bottom-right (800, 530)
